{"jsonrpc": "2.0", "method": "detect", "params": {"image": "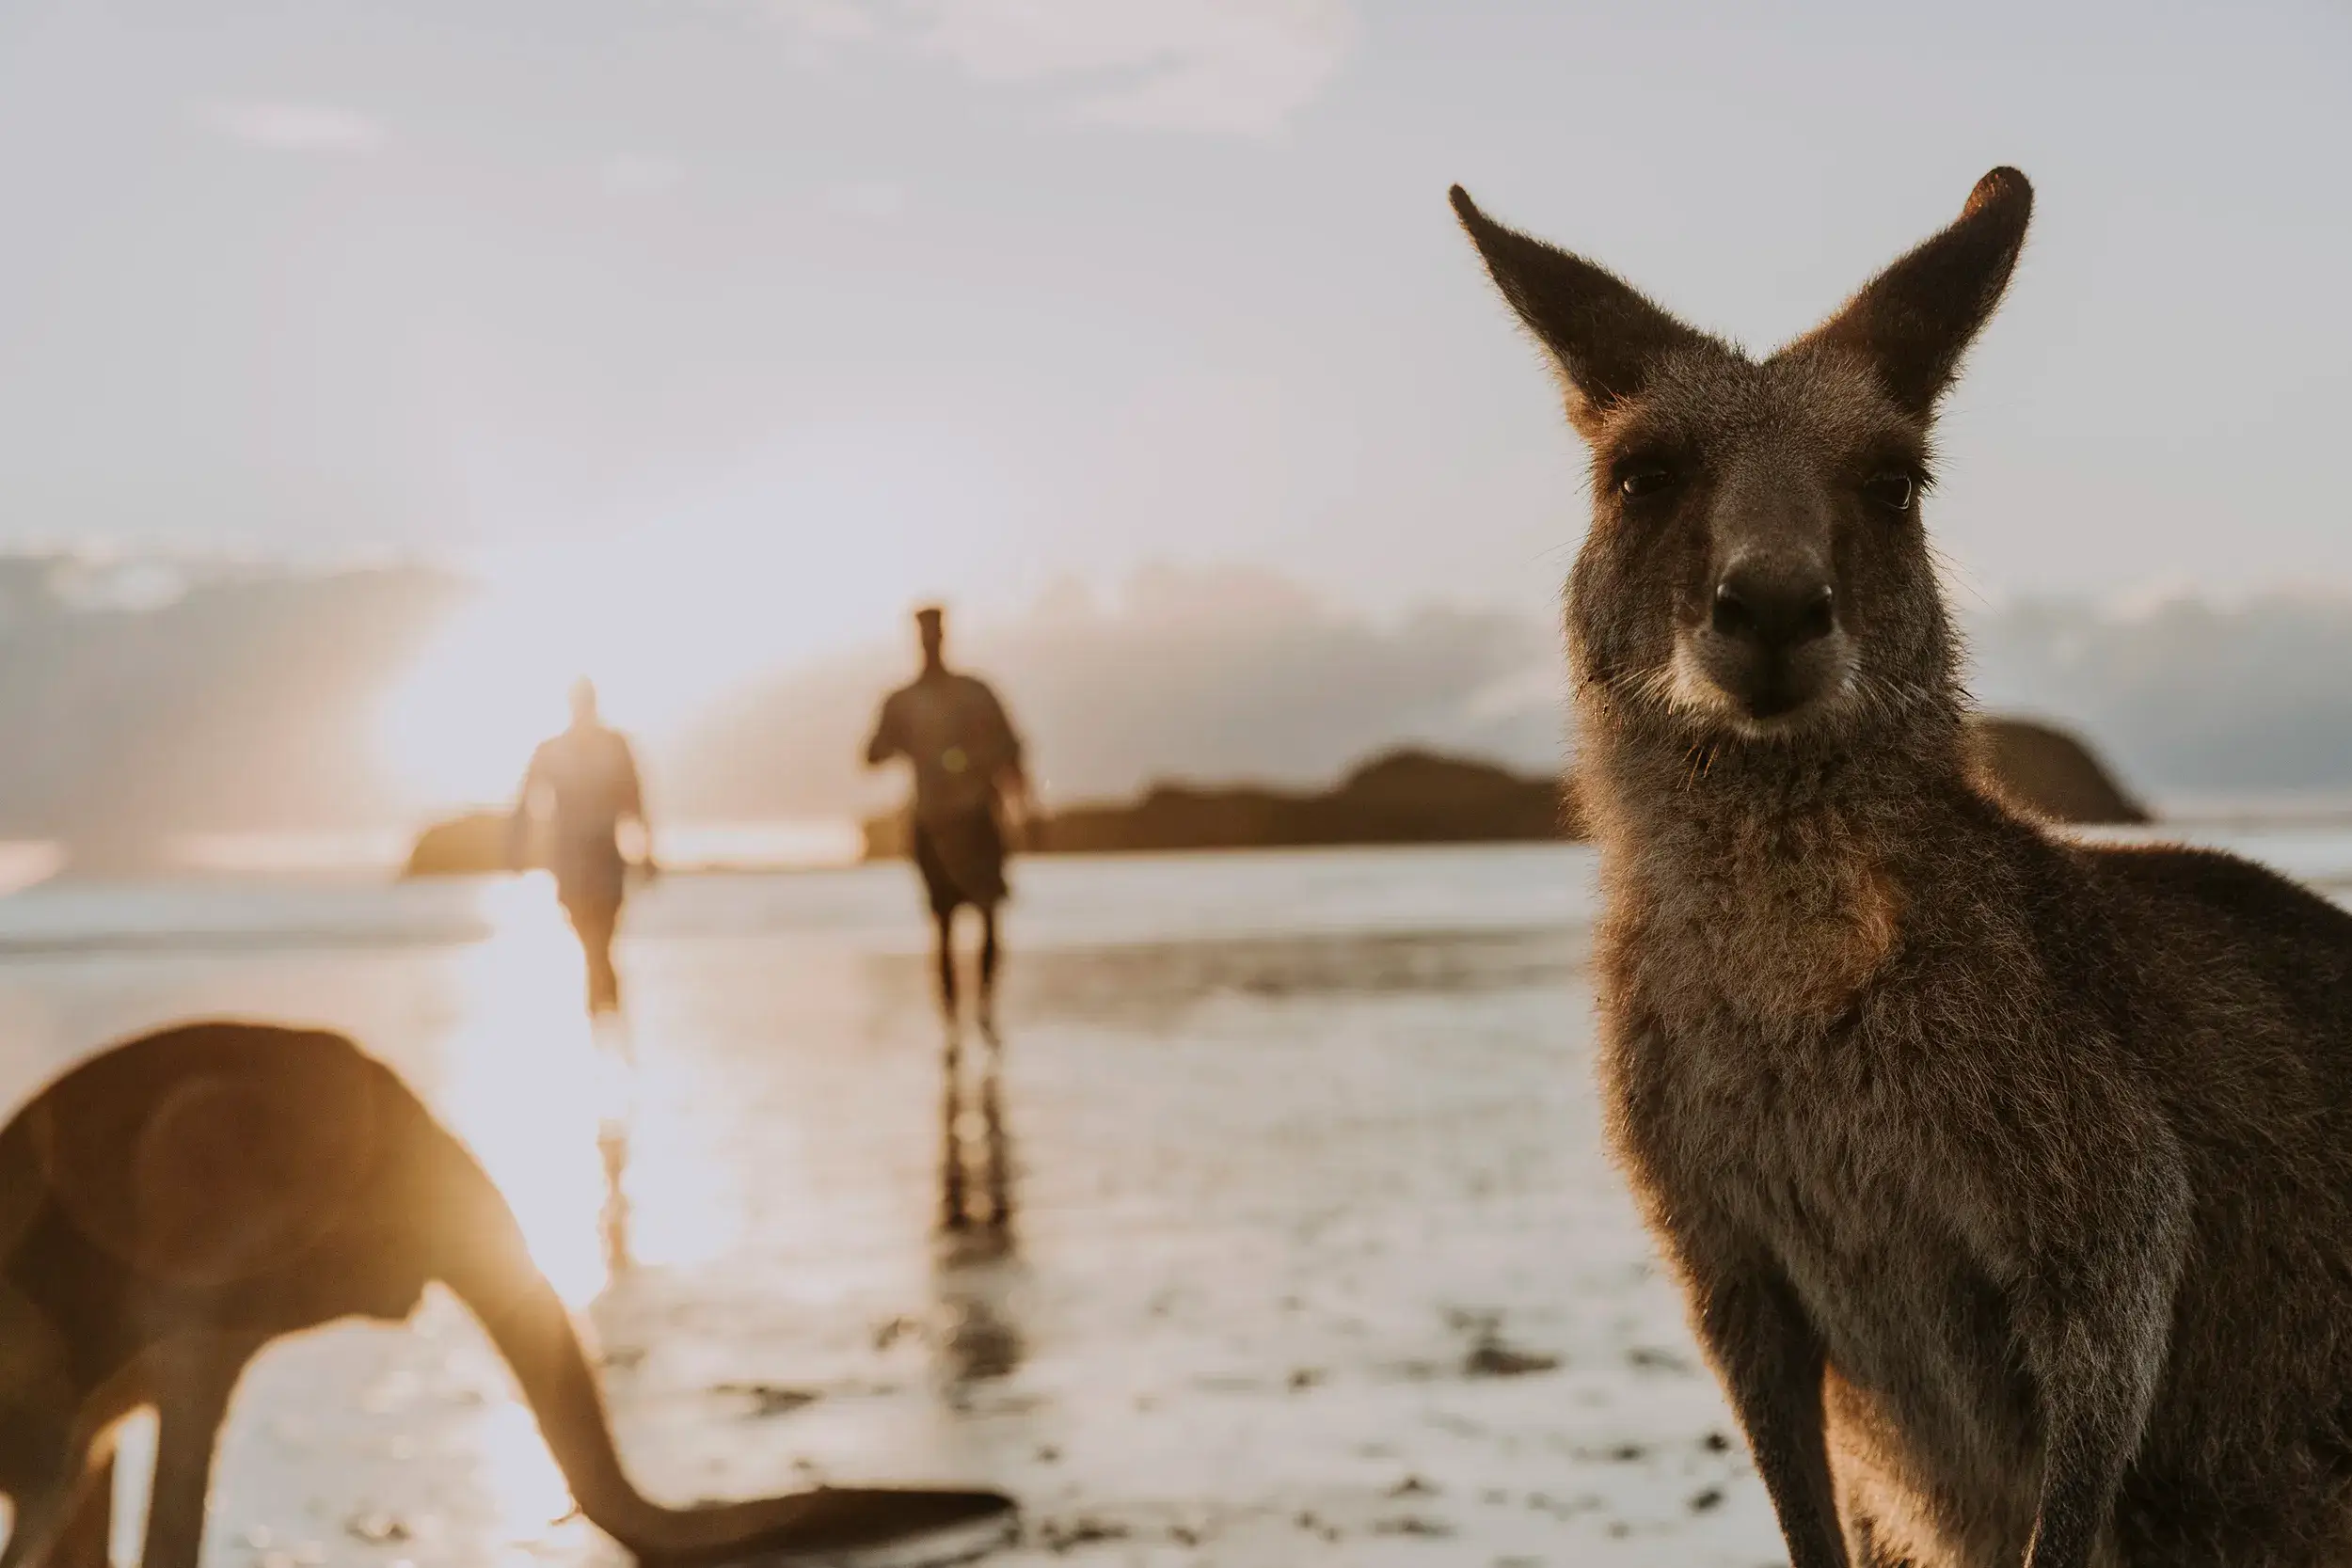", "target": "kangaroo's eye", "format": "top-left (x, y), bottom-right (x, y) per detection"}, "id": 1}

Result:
top-left (1618, 465), bottom-right (1677, 499)
top-left (1864, 471), bottom-right (1915, 512)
